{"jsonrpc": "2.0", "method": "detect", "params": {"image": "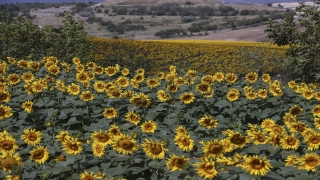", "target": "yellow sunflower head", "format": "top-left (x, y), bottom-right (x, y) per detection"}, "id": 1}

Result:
top-left (21, 72), bottom-right (35, 83)
top-left (166, 154), bottom-right (189, 171)
top-left (147, 78), bottom-right (160, 89)
top-left (312, 105), bottom-right (320, 117)
top-left (174, 134), bottom-right (194, 151)
top-left (201, 75), bottom-right (215, 84)
top-left (134, 74), bottom-right (145, 83)
top-left (240, 155), bottom-right (272, 176)
top-left (67, 83), bottom-right (81, 96)
top-left (7, 74), bottom-right (21, 85)
top-left (198, 115), bottom-right (218, 129)
top-left (30, 146), bottom-right (49, 164)
top-left (280, 134), bottom-right (299, 150)
top-left (157, 90), bottom-right (171, 102)
top-left (92, 142), bottom-right (105, 158)
top-left (47, 64), bottom-right (60, 75)
top-left (176, 126), bottom-right (188, 136)
top-left (6, 57), bottom-right (16, 64)
top-left (22, 100), bottom-right (33, 113)
top-left (121, 68), bottom-right (130, 76)
top-left (214, 72), bottom-right (224, 82)
top-left (62, 137), bottom-right (83, 155)
top-left (258, 88), bottom-right (268, 99)
top-left (5, 175), bottom-right (20, 180)
top-left (125, 111), bottom-right (141, 125)
top-left (129, 93), bottom-right (151, 108)
top-left (285, 154), bottom-right (299, 166)
top-left (142, 139), bottom-right (167, 159)
top-left (91, 130), bottom-right (112, 146)
top-left (225, 73), bottom-right (238, 83)
top-left (27, 61), bottom-right (40, 71)
top-left (196, 82), bottom-right (211, 94)
top-left (194, 157), bottom-right (219, 179)
top-left (0, 105), bottom-right (13, 120)
top-left (93, 80), bottom-right (106, 93)
top-left (103, 107), bottom-right (117, 119)
top-left (200, 139), bottom-right (225, 158)
top-left (141, 120), bottom-right (157, 133)
top-left (299, 153), bottom-right (320, 172)
top-left (72, 57), bottom-right (81, 65)
top-left (245, 72), bottom-right (258, 83)
top-left (21, 129), bottom-right (42, 145)
top-left (167, 84), bottom-right (178, 93)
top-left (0, 136), bottom-right (18, 154)
top-left (108, 124), bottom-right (122, 137)
top-left (136, 68), bottom-right (145, 75)
top-left (80, 90), bottom-right (94, 102)
top-left (157, 72), bottom-right (165, 80)
top-left (180, 92), bottom-right (195, 104)
top-left (0, 152), bottom-right (22, 172)
top-left (79, 171), bottom-right (95, 180)
top-left (289, 104), bottom-right (303, 116)
top-left (106, 86), bottom-right (122, 98)
top-left (55, 155), bottom-right (66, 162)
top-left (0, 90), bottom-right (11, 103)
top-left (17, 60), bottom-right (28, 69)
top-left (112, 134), bottom-right (138, 154)
top-left (261, 73), bottom-right (271, 83)
top-left (116, 76), bottom-right (130, 88)
top-left (165, 73), bottom-right (176, 82)
top-left (226, 90), bottom-right (239, 102)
